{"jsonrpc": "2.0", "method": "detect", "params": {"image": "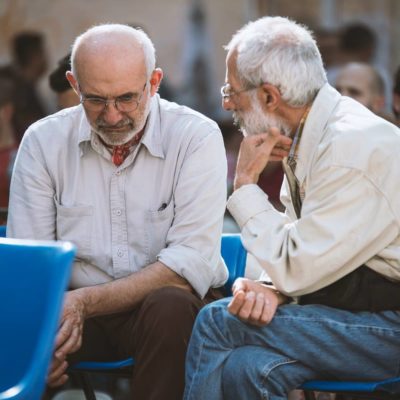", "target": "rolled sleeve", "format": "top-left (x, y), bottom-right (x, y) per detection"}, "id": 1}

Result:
top-left (227, 184), bottom-right (275, 228)
top-left (157, 128), bottom-right (228, 298)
